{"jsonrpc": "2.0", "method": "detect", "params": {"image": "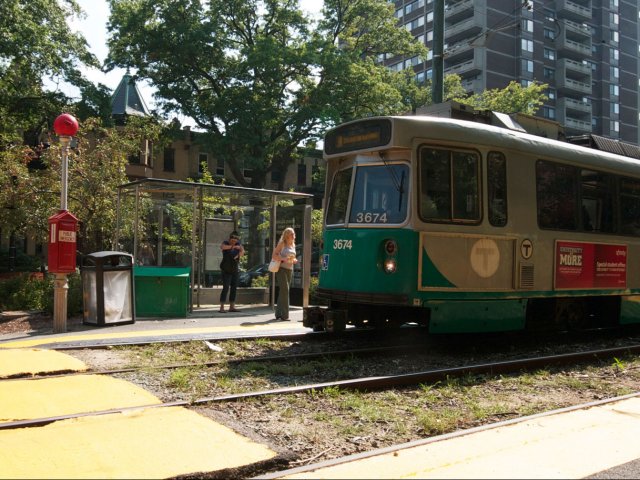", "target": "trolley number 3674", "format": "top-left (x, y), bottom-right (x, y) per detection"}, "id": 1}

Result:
top-left (333, 239), bottom-right (353, 250)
